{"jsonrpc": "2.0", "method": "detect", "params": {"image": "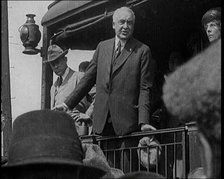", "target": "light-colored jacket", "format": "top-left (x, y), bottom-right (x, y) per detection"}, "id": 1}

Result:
top-left (50, 68), bottom-right (85, 110)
